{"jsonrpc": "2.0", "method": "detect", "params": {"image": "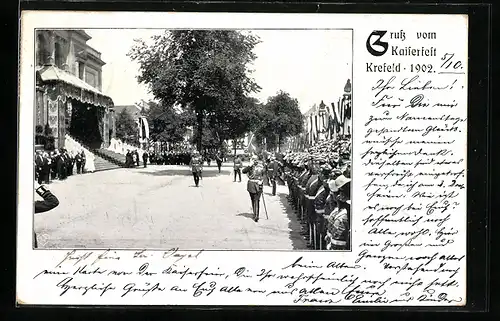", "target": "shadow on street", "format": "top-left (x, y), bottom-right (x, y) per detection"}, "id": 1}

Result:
top-left (277, 192), bottom-right (309, 250)
top-left (236, 212), bottom-right (255, 220)
top-left (138, 168), bottom-right (232, 177)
